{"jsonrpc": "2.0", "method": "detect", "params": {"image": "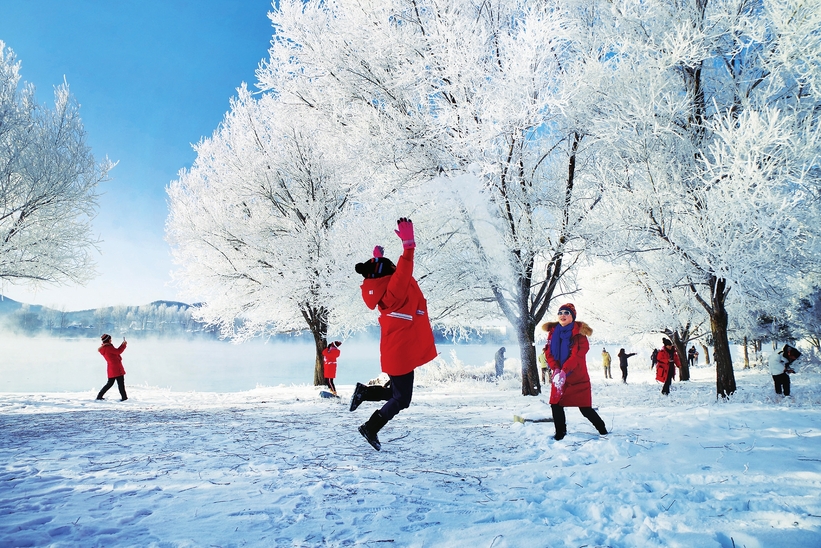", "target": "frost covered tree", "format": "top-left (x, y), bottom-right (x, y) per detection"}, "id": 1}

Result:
top-left (261, 0), bottom-right (608, 395)
top-left (0, 42), bottom-right (110, 287)
top-left (167, 88), bottom-right (380, 384)
top-left (589, 0), bottom-right (821, 397)
top-left (580, 261), bottom-right (709, 380)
